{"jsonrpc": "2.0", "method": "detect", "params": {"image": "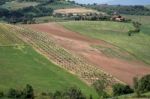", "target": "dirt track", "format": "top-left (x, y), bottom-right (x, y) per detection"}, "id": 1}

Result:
top-left (24, 22), bottom-right (150, 85)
